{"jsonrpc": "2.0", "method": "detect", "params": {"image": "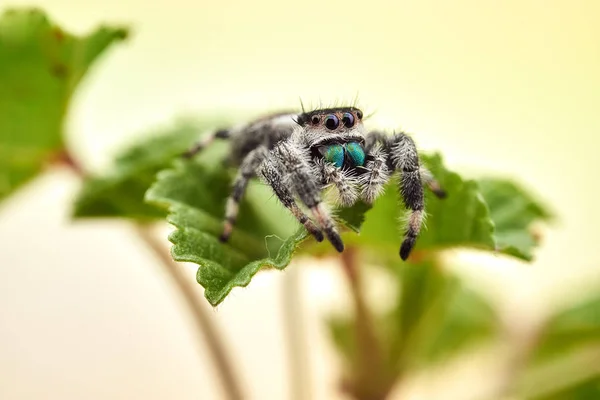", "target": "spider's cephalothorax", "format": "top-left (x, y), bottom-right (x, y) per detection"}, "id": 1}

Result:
top-left (183, 106), bottom-right (446, 260)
